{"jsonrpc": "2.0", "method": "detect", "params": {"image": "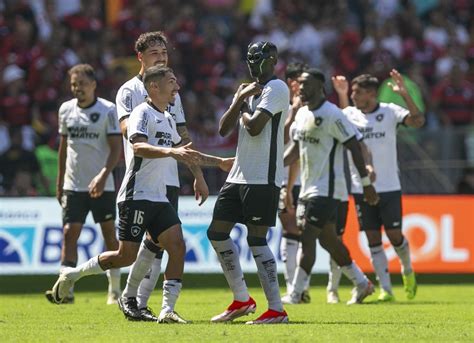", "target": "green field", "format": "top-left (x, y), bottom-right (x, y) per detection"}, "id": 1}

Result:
top-left (0, 275), bottom-right (473, 342)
